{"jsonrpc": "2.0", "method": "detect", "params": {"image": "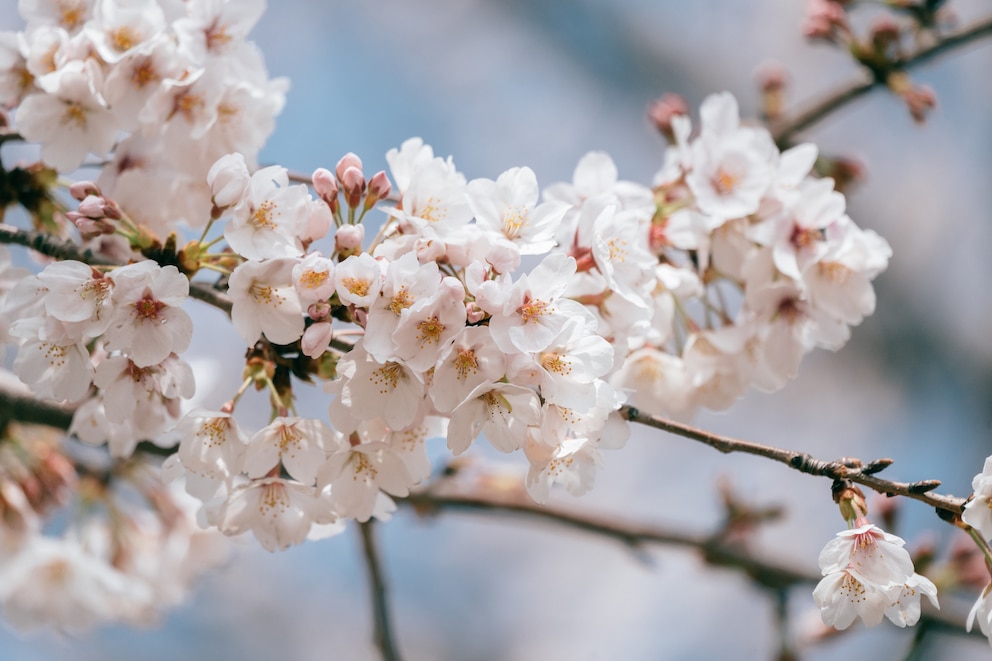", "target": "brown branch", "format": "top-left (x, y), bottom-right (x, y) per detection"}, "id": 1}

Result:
top-left (622, 406), bottom-right (967, 515)
top-left (357, 520), bottom-right (403, 661)
top-left (0, 222), bottom-right (234, 314)
top-left (401, 484), bottom-right (976, 638)
top-left (770, 15), bottom-right (992, 146)
top-left (404, 486), bottom-right (812, 589)
top-left (0, 386), bottom-right (73, 431)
